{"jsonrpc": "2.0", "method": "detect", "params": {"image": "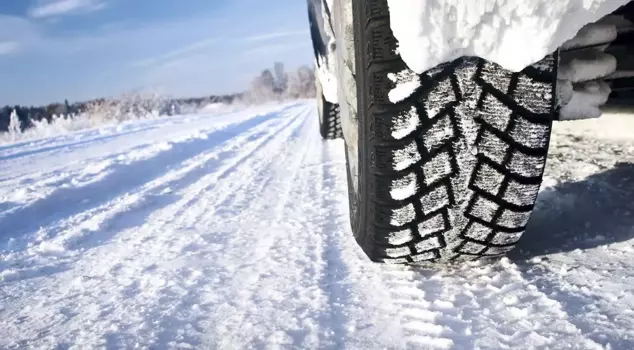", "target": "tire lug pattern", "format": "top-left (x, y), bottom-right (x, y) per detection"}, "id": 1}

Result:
top-left (319, 97), bottom-right (343, 140)
top-left (350, 0), bottom-right (556, 264)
